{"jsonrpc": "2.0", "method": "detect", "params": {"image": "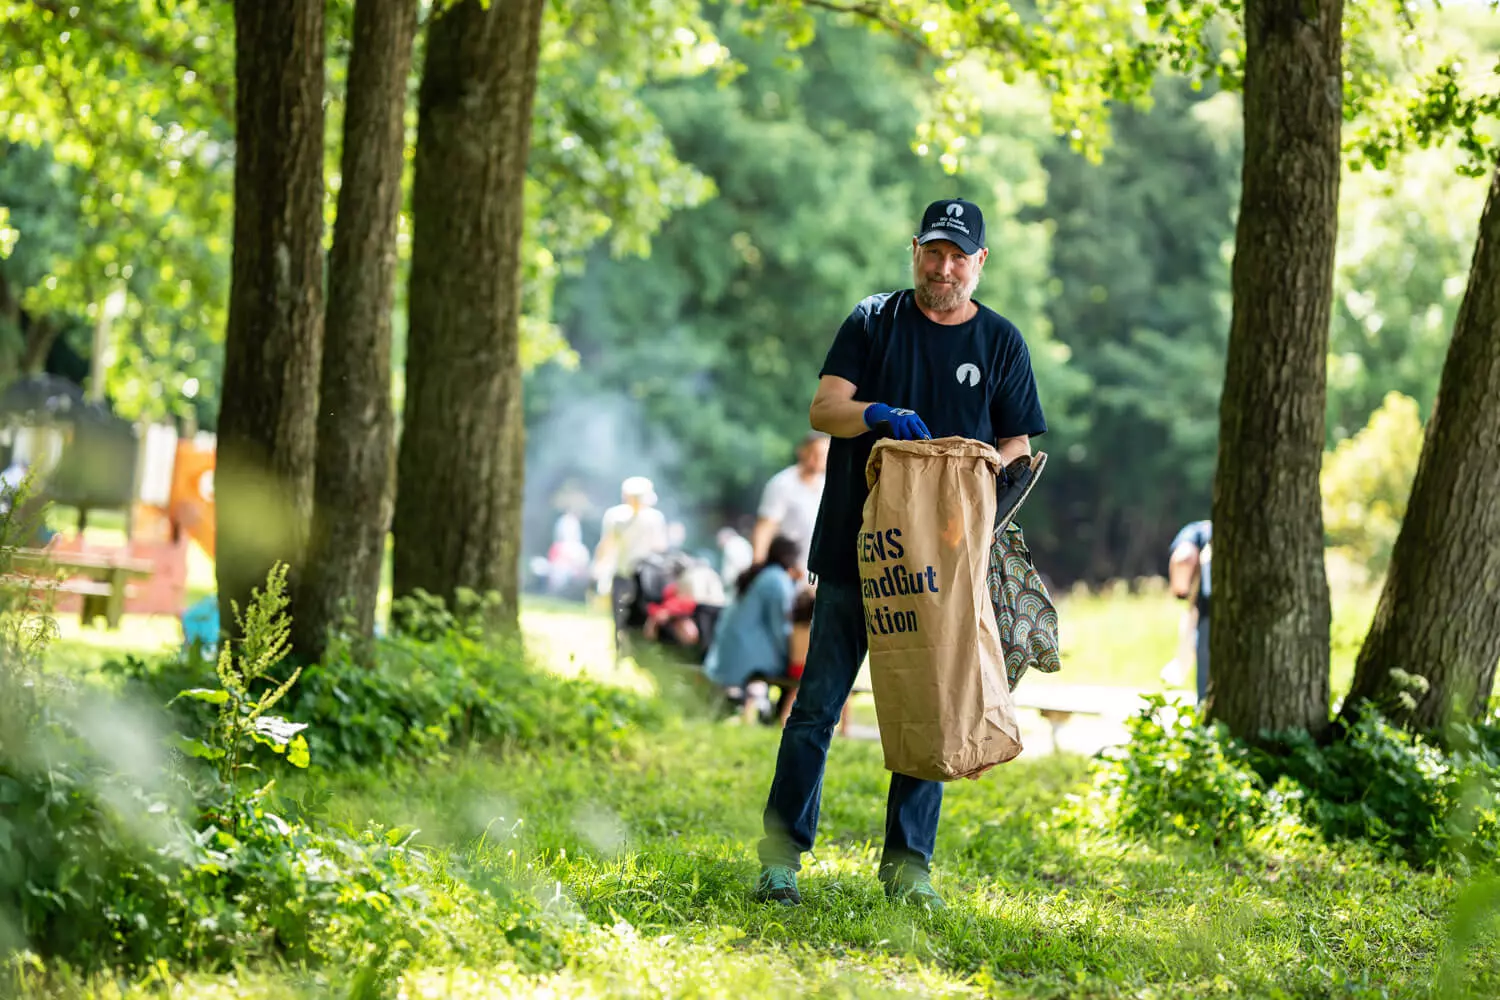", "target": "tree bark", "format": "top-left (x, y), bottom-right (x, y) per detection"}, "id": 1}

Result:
top-left (218, 0), bottom-right (325, 640)
top-left (1206, 0), bottom-right (1342, 740)
top-left (392, 0), bottom-right (545, 626)
top-left (1343, 169), bottom-right (1500, 729)
top-left (292, 0), bottom-right (419, 662)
